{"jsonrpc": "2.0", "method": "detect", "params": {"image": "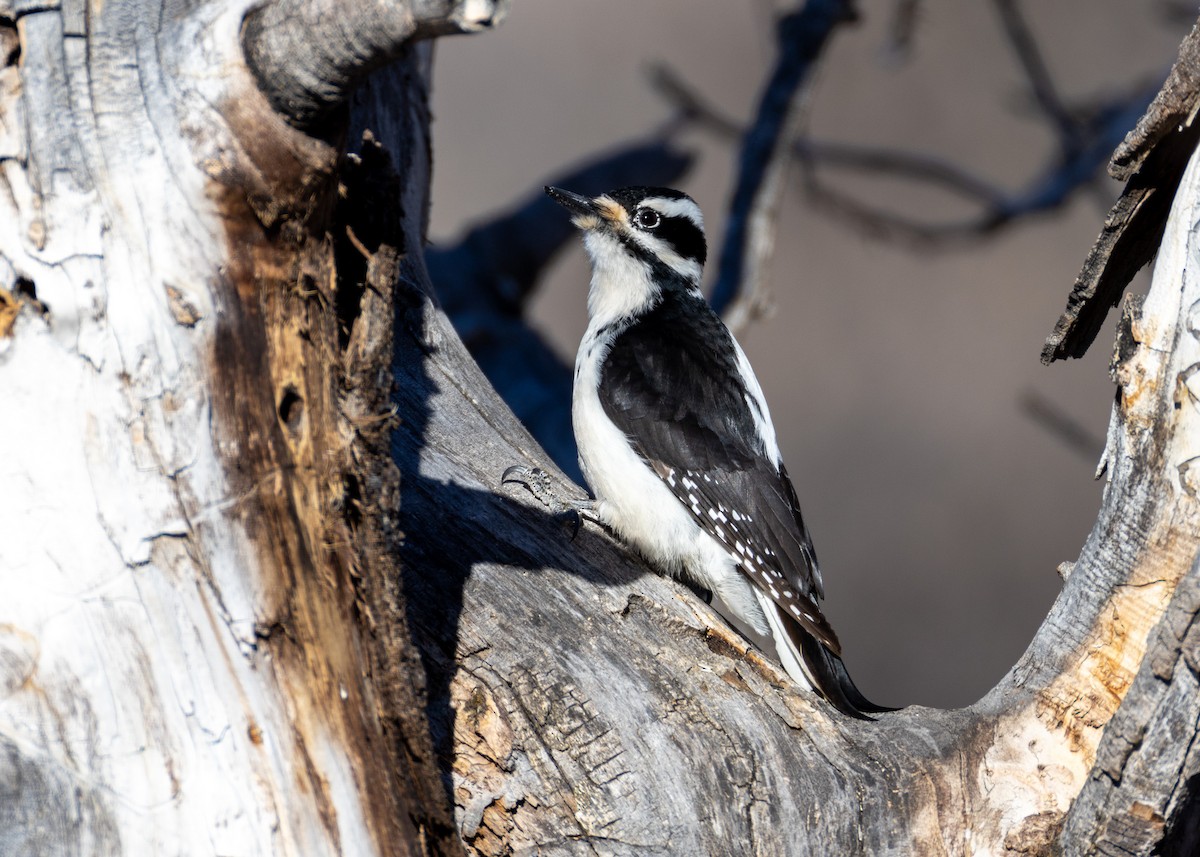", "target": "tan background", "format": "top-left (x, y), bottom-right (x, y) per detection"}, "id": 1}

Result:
top-left (427, 2), bottom-right (1187, 708)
